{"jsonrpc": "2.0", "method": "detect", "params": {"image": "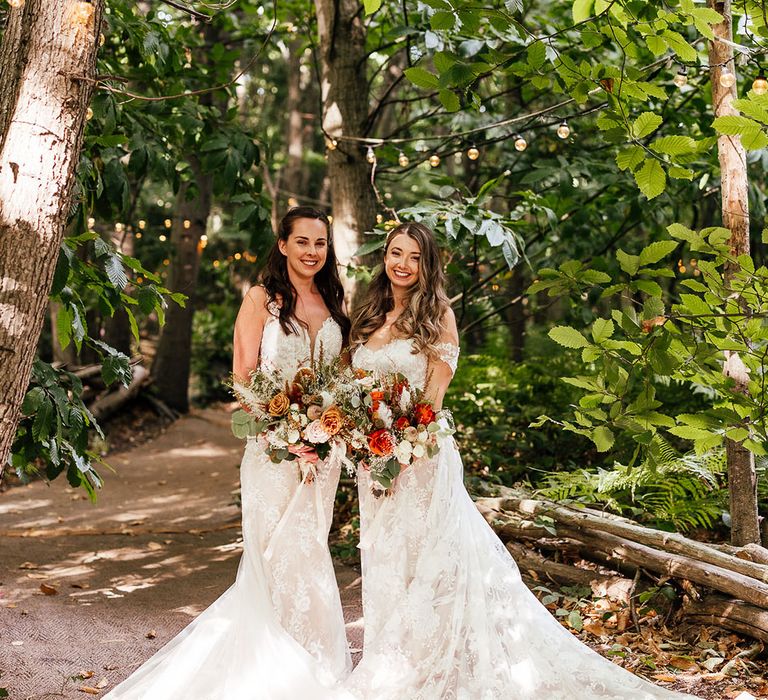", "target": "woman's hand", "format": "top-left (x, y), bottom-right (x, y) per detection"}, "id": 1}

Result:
top-left (288, 444), bottom-right (319, 464)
